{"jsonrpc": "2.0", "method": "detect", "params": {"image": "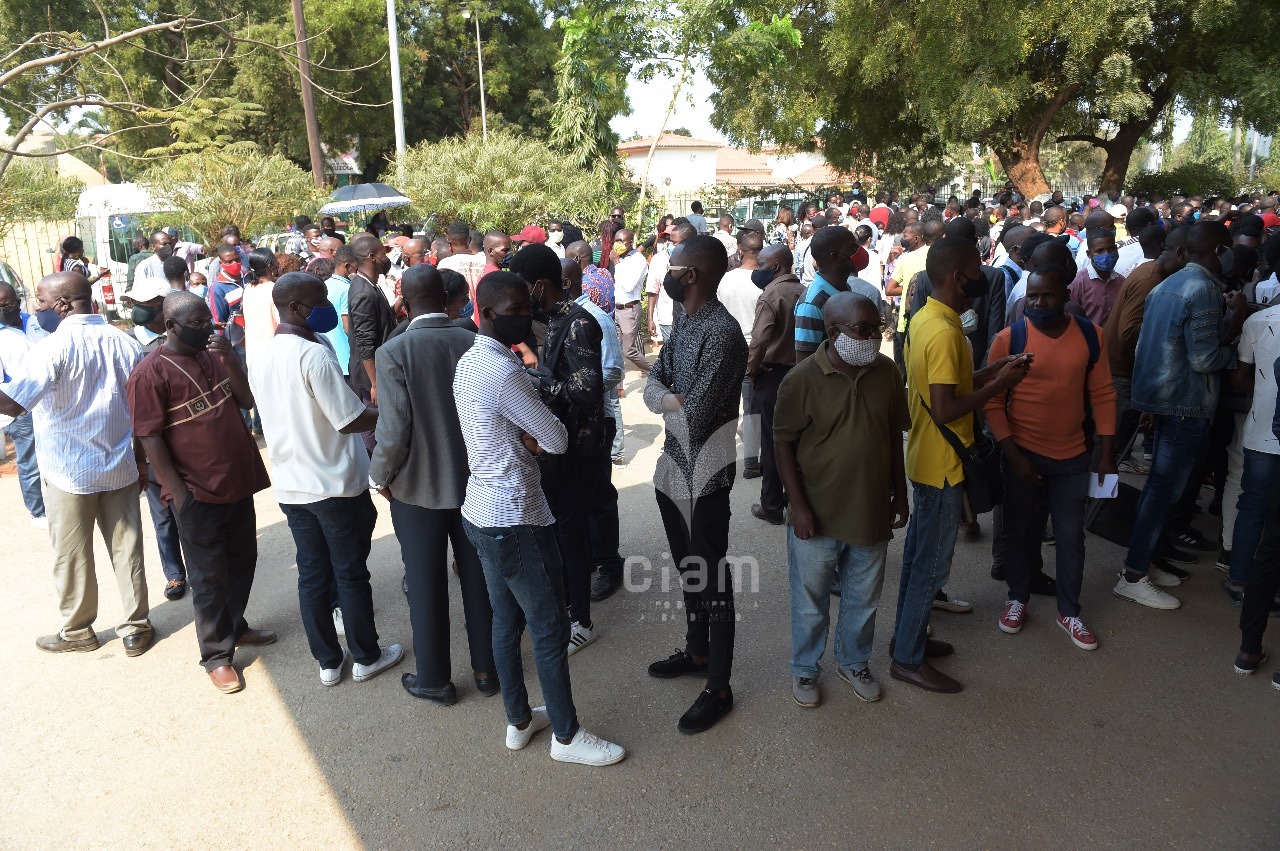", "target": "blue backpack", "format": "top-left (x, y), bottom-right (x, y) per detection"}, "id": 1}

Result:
top-left (1007, 314), bottom-right (1101, 449)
